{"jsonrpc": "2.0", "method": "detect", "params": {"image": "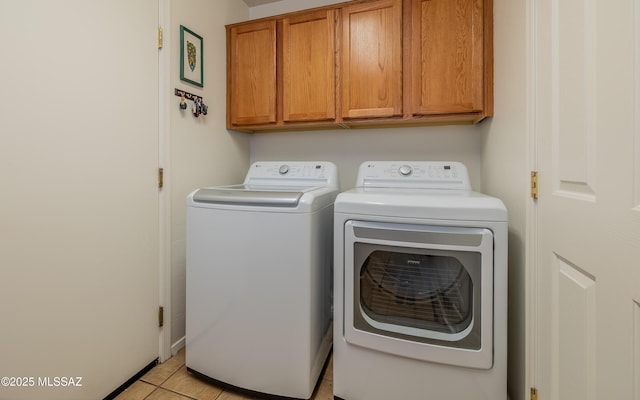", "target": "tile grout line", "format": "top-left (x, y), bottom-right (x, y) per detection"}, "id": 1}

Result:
top-left (144, 386), bottom-right (200, 400)
top-left (141, 359), bottom-right (203, 400)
